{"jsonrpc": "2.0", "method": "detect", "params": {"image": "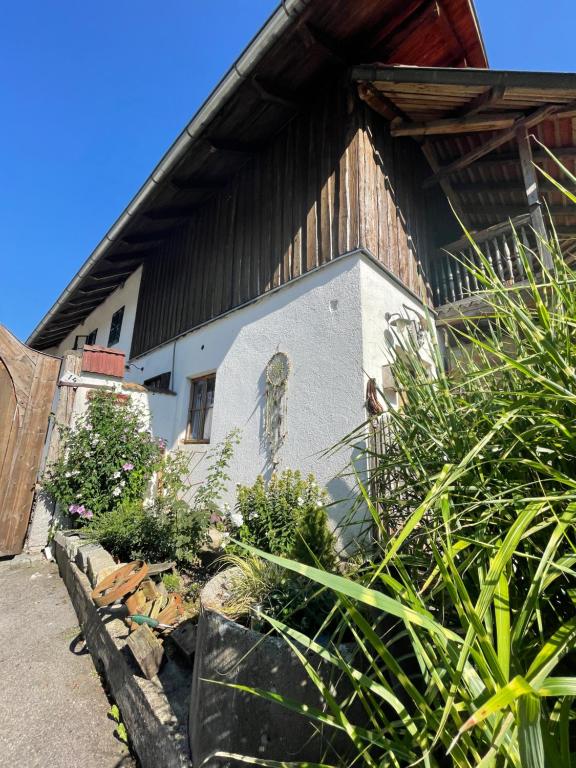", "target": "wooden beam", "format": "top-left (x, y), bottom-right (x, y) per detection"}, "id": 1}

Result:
top-left (144, 206), bottom-right (198, 221)
top-left (89, 268), bottom-right (135, 281)
top-left (452, 179), bottom-right (560, 195)
top-left (423, 101), bottom-right (576, 188)
top-left (419, 140), bottom-right (469, 227)
top-left (462, 204), bottom-right (571, 217)
top-left (516, 124), bottom-right (552, 268)
top-left (171, 177), bottom-right (221, 192)
top-left (452, 85), bottom-right (506, 118)
top-left (357, 83), bottom-right (411, 122)
top-left (205, 137), bottom-right (257, 155)
top-left (296, 22), bottom-right (348, 63)
top-left (121, 230), bottom-right (172, 245)
top-left (104, 250), bottom-right (155, 264)
top-left (251, 77), bottom-right (299, 109)
top-left (79, 284), bottom-right (120, 295)
top-left (391, 112), bottom-right (521, 138)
